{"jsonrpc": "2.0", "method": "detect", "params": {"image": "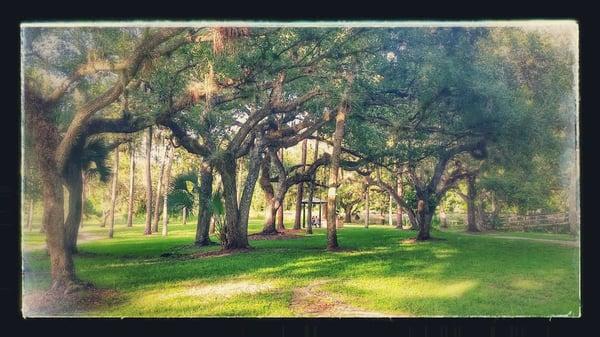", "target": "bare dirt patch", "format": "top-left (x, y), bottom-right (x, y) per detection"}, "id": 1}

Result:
top-left (190, 248), bottom-right (252, 259)
top-left (290, 280), bottom-right (395, 317)
top-left (22, 287), bottom-right (121, 317)
top-left (248, 230), bottom-right (304, 241)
